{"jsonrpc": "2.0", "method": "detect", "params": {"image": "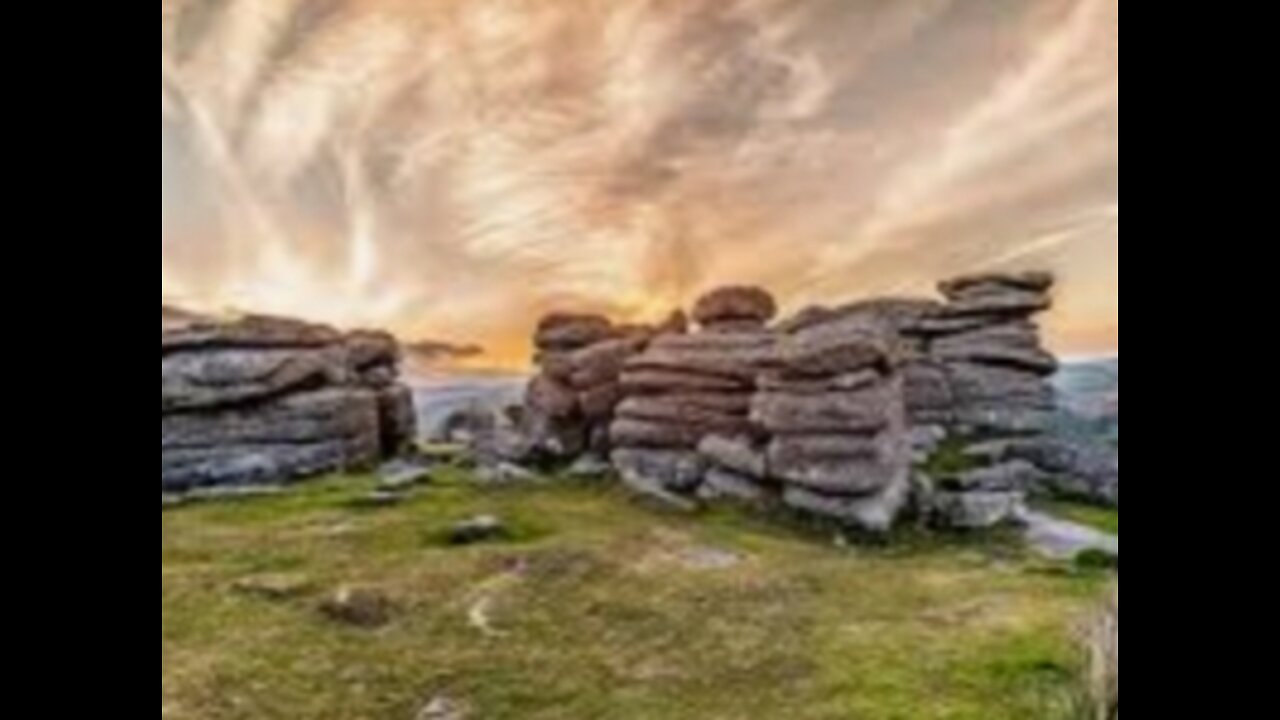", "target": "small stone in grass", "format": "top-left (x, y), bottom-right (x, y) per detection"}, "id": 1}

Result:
top-left (319, 587), bottom-right (395, 628)
top-left (377, 460), bottom-right (434, 491)
top-left (417, 695), bottom-right (470, 720)
top-left (448, 515), bottom-right (510, 546)
top-left (232, 573), bottom-right (313, 601)
top-left (349, 490), bottom-right (408, 509)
